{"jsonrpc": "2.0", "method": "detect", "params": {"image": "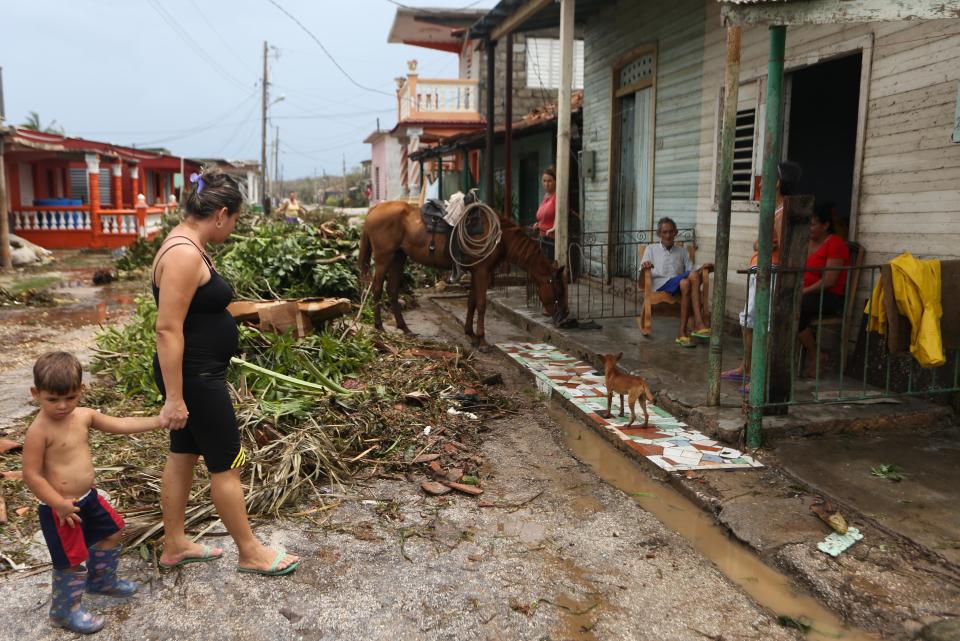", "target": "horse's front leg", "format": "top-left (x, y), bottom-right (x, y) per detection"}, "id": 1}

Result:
top-left (473, 270), bottom-right (491, 351)
top-left (464, 283), bottom-right (477, 338)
